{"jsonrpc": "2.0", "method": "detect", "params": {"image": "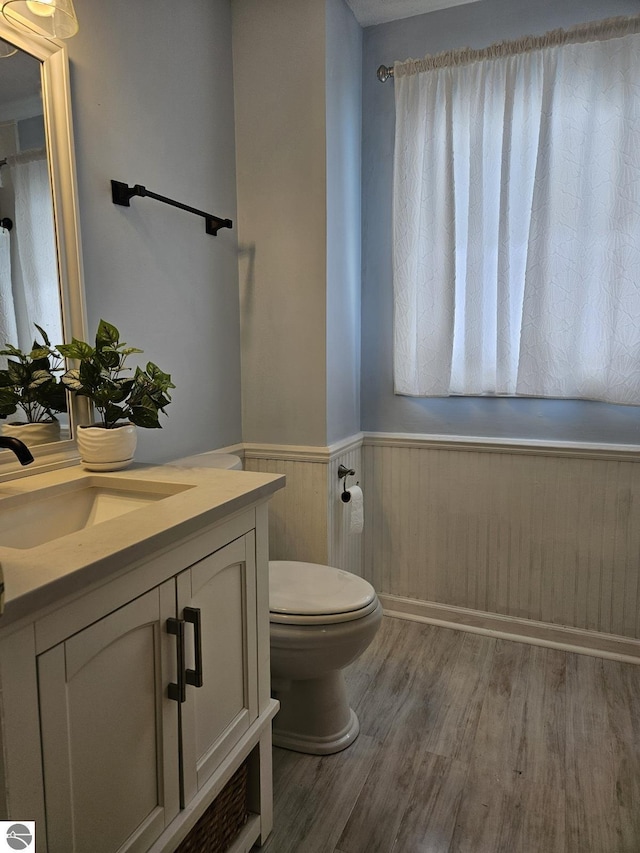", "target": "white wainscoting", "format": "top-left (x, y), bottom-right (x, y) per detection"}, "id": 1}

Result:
top-left (244, 437), bottom-right (363, 576)
top-left (244, 456), bottom-right (328, 563)
top-left (327, 442), bottom-right (363, 576)
top-left (242, 432), bottom-right (640, 658)
top-left (363, 434), bottom-right (640, 647)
